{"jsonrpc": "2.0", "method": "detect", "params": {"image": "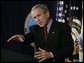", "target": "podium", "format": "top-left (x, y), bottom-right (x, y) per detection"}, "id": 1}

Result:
top-left (1, 42), bottom-right (35, 62)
